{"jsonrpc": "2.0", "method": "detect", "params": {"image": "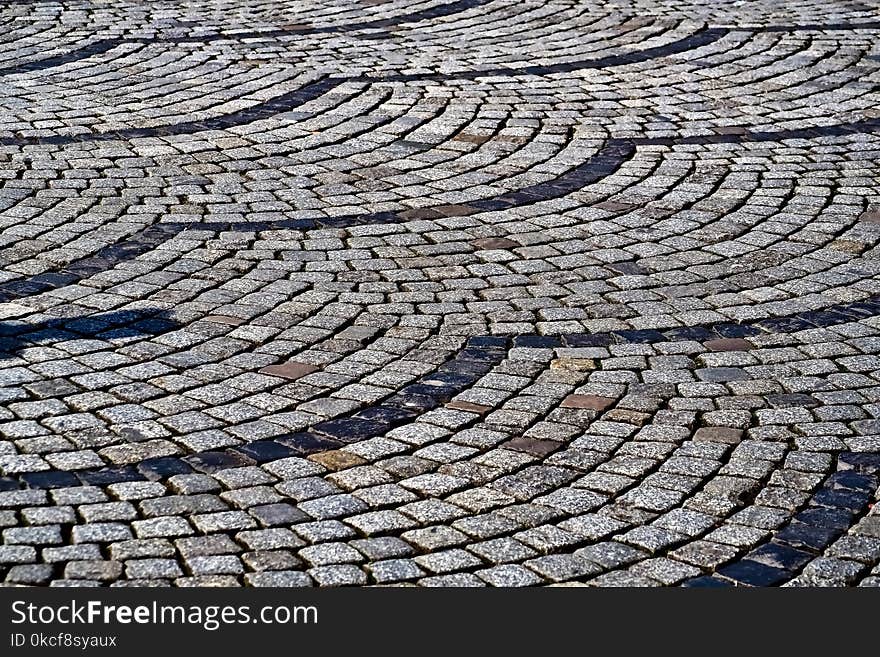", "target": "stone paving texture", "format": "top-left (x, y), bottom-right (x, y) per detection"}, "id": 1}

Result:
top-left (0, 0), bottom-right (879, 587)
